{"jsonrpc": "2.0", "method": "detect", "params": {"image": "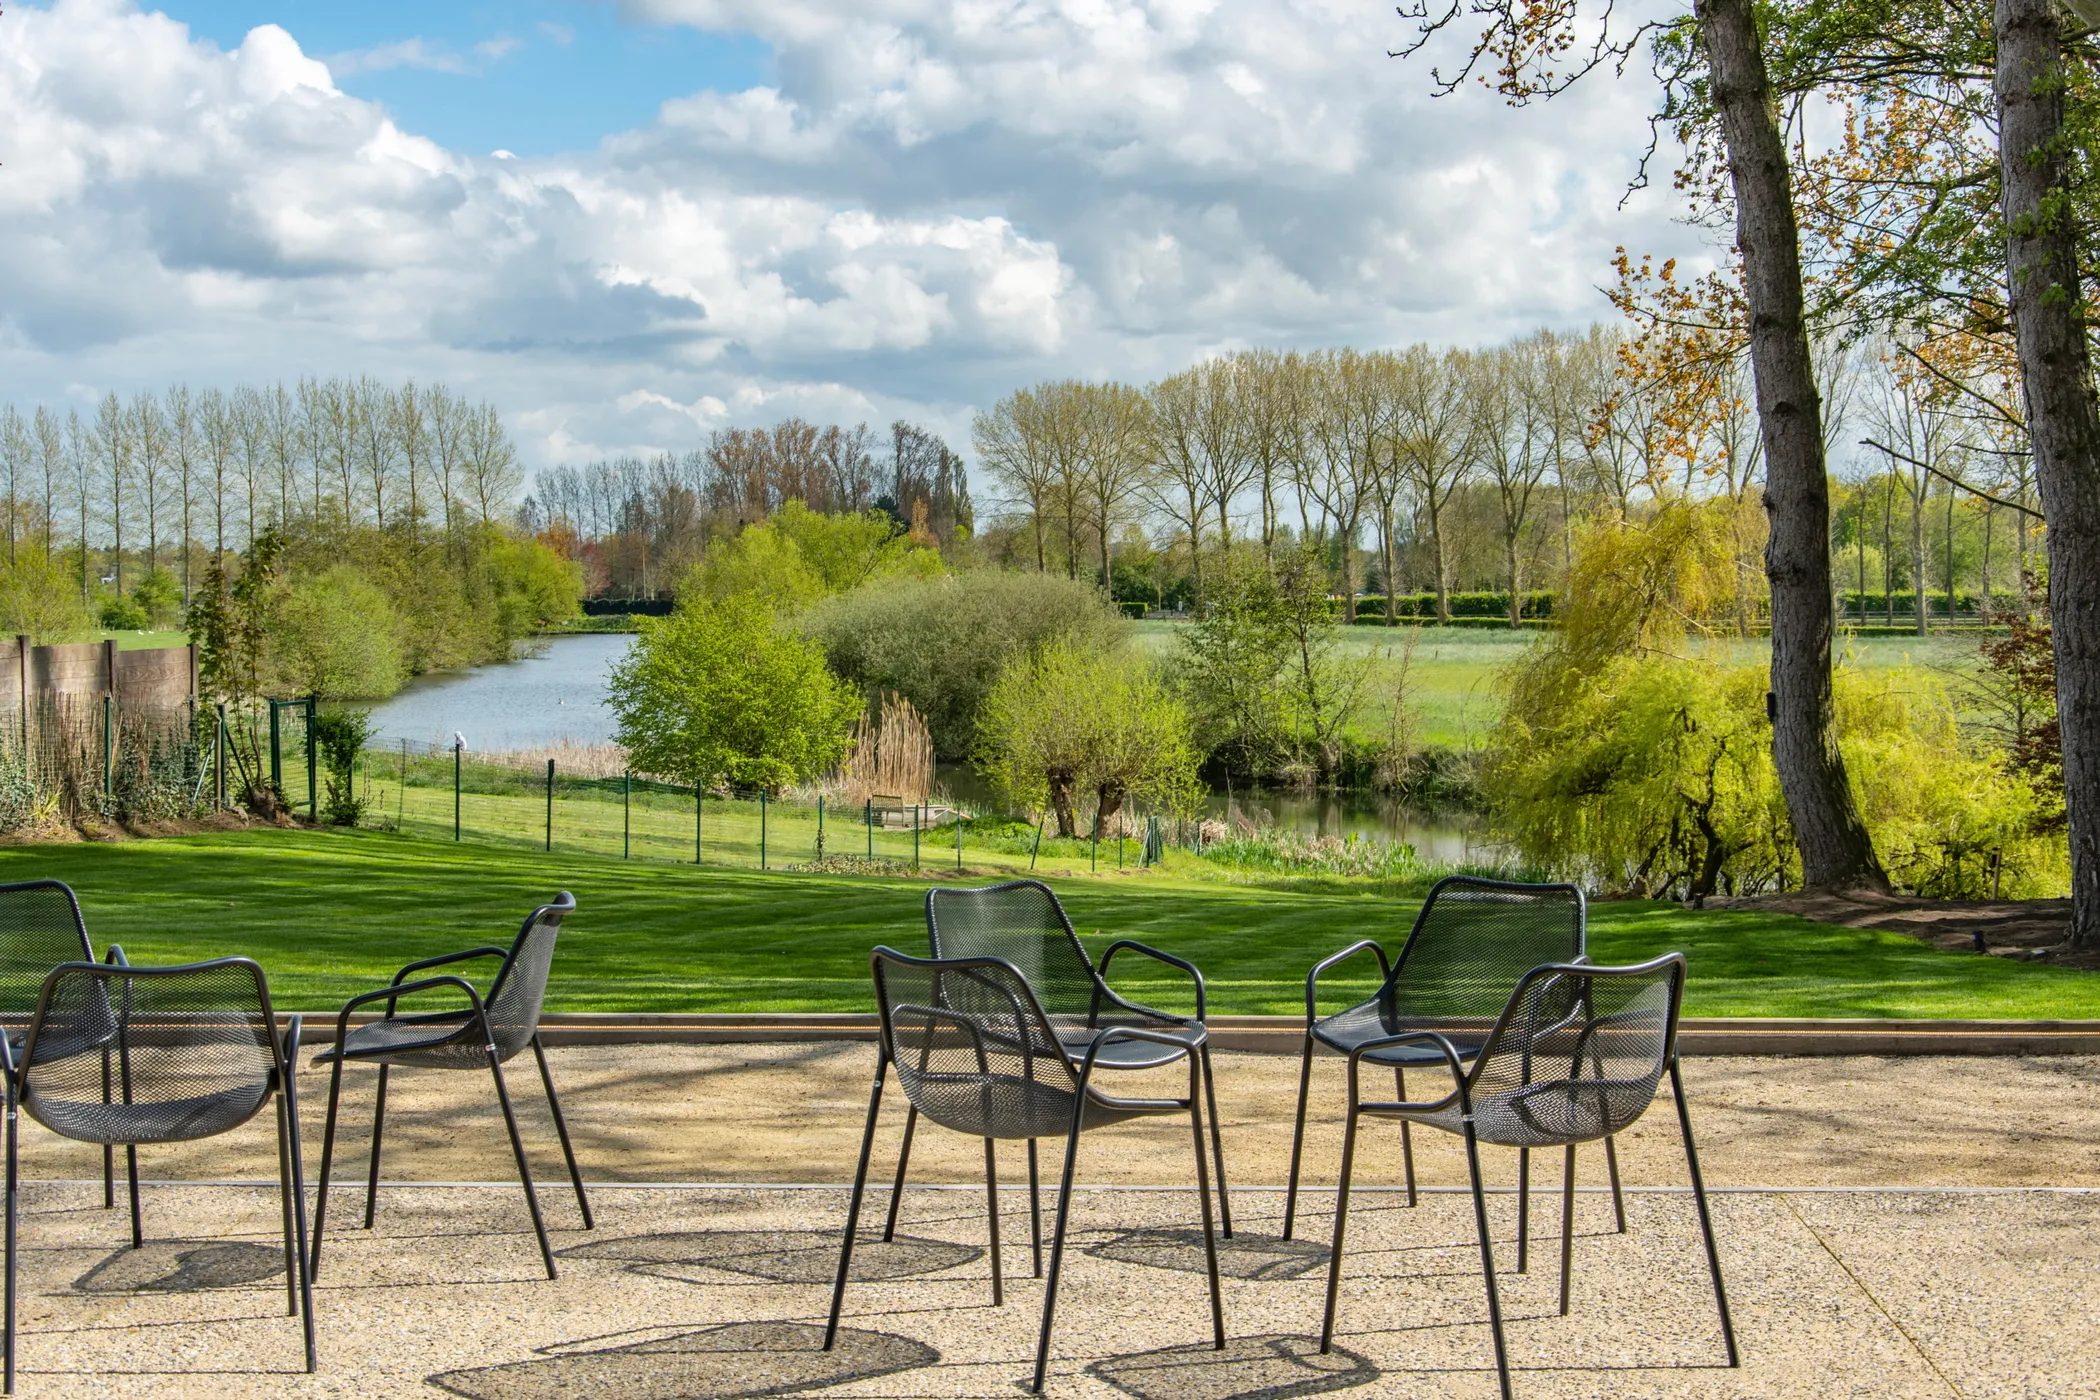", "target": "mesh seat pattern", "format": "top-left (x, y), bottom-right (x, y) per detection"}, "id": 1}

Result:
top-left (20, 961), bottom-right (277, 1147)
top-left (875, 954), bottom-right (1166, 1141)
top-left (0, 881), bottom-right (98, 1036)
top-left (926, 882), bottom-right (1187, 1047)
top-left (1391, 963), bottom-right (1679, 1149)
top-left (1314, 878), bottom-right (1583, 1061)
